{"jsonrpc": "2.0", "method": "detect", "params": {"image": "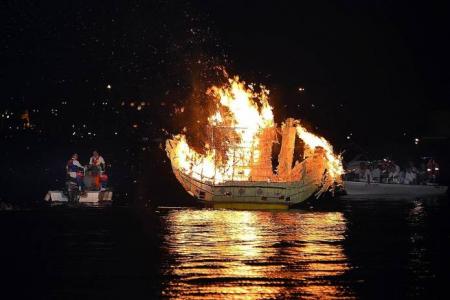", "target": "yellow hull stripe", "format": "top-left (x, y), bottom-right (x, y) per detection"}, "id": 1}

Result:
top-left (211, 202), bottom-right (289, 210)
